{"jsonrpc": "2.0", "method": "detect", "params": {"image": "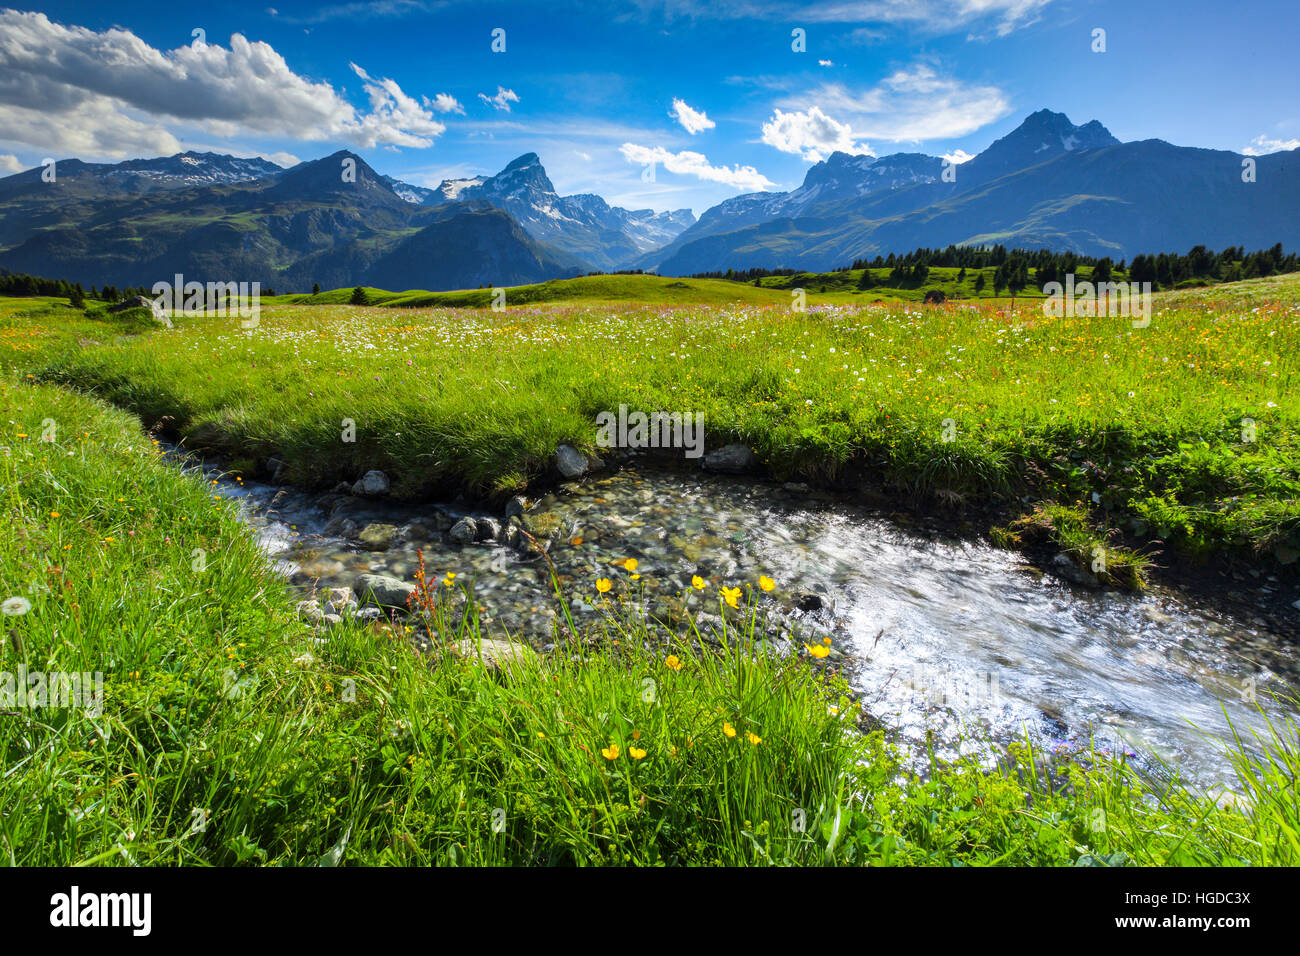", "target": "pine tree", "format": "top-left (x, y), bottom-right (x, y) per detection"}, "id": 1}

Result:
top-left (313, 283), bottom-right (321, 295)
top-left (350, 286), bottom-right (368, 305)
